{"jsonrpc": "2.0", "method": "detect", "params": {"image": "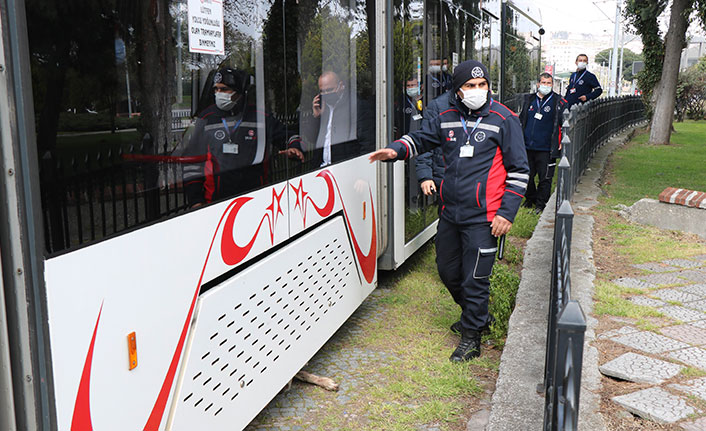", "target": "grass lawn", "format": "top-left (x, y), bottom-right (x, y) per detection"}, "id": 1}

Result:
top-left (602, 121), bottom-right (706, 207)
